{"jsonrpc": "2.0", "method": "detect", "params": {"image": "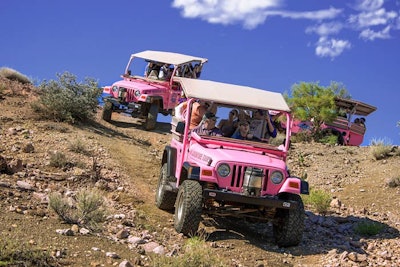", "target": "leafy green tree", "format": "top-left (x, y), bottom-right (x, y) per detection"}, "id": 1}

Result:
top-left (32, 72), bottom-right (101, 123)
top-left (287, 81), bottom-right (346, 137)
